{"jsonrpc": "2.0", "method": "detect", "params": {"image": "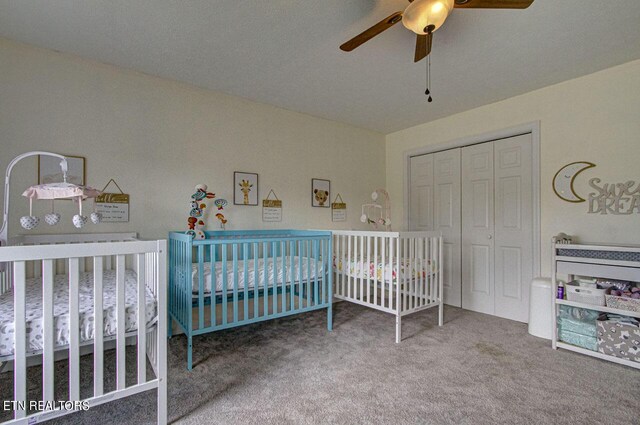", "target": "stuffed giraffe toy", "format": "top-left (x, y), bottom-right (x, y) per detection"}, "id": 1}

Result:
top-left (239, 179), bottom-right (253, 205)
